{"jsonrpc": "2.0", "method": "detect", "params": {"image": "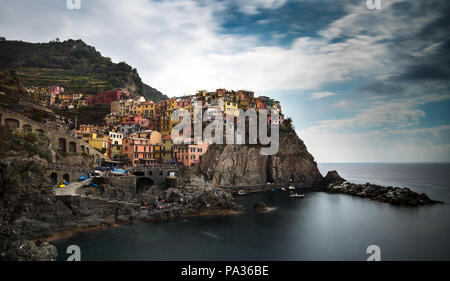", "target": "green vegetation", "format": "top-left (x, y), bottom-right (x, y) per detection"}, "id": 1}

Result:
top-left (0, 126), bottom-right (52, 162)
top-left (280, 117), bottom-right (295, 133)
top-left (55, 104), bottom-right (110, 126)
top-left (0, 39), bottom-right (167, 101)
